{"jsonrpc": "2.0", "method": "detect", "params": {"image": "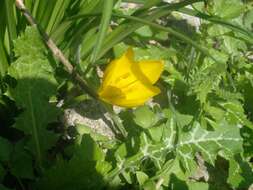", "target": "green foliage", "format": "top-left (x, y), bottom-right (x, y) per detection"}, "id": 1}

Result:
top-left (8, 27), bottom-right (59, 165)
top-left (0, 137), bottom-right (12, 162)
top-left (133, 106), bottom-right (159, 128)
top-left (36, 135), bottom-right (110, 190)
top-left (0, 0), bottom-right (253, 189)
top-left (176, 122), bottom-right (242, 168)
